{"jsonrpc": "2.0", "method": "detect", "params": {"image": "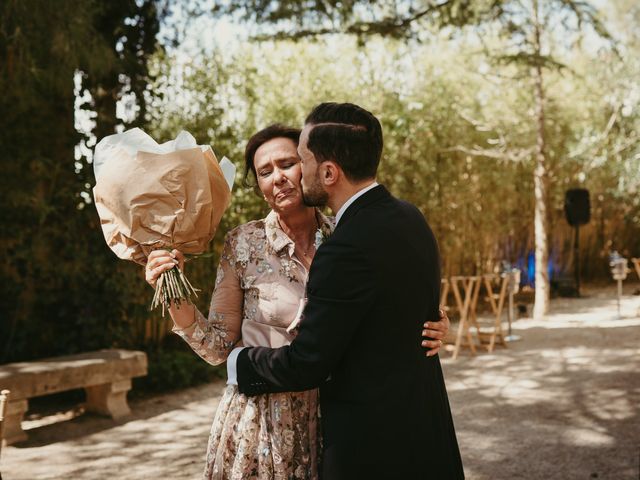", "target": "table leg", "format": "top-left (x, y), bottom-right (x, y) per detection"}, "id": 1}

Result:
top-left (487, 277), bottom-right (508, 352)
top-left (451, 277), bottom-right (477, 360)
